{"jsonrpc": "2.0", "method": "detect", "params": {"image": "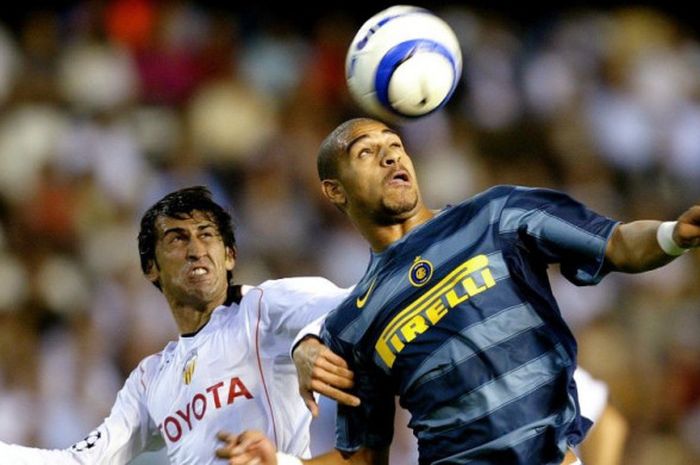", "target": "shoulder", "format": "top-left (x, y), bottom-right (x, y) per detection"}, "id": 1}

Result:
top-left (467, 185), bottom-right (590, 222)
top-left (448, 185), bottom-right (521, 211)
top-left (474, 184), bottom-right (521, 200)
top-left (497, 185), bottom-right (579, 208)
top-left (436, 185), bottom-right (521, 224)
top-left (239, 277), bottom-right (352, 319)
top-left (255, 277), bottom-right (350, 299)
top-left (139, 345), bottom-right (172, 371)
top-left (475, 184), bottom-right (574, 206)
top-left (132, 344), bottom-right (174, 388)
